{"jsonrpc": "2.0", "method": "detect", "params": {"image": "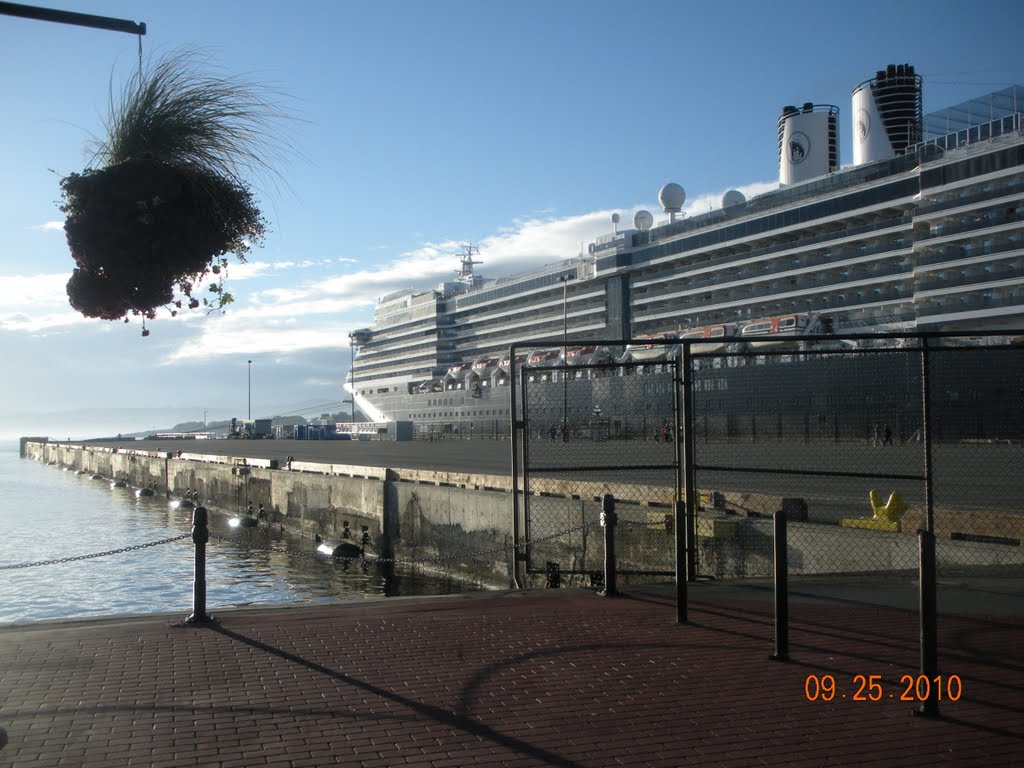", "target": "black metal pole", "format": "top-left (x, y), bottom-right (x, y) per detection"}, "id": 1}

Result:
top-left (510, 348), bottom-right (524, 589)
top-left (674, 501), bottom-right (687, 622)
top-left (0, 1), bottom-right (145, 35)
top-left (601, 494), bottom-right (618, 597)
top-left (185, 506), bottom-right (213, 625)
top-left (681, 347), bottom-right (697, 583)
top-left (916, 533), bottom-right (940, 717)
top-left (920, 338), bottom-right (935, 533)
top-left (770, 508), bottom-right (789, 661)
